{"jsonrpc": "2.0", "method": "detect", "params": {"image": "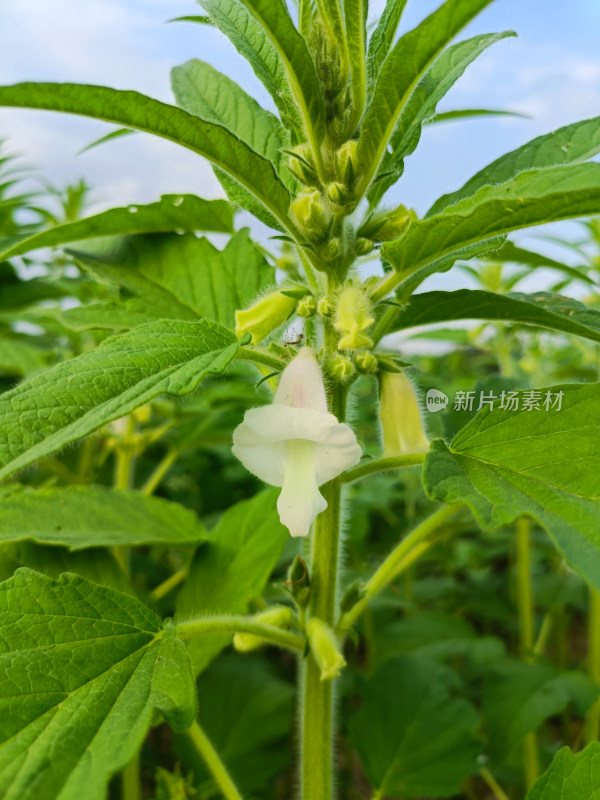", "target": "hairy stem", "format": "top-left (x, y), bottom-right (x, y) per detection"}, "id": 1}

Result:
top-left (186, 720), bottom-right (243, 800)
top-left (141, 448), bottom-right (179, 495)
top-left (338, 504), bottom-right (462, 634)
top-left (121, 754), bottom-right (142, 800)
top-left (480, 767), bottom-right (510, 800)
top-left (516, 517), bottom-right (540, 789)
top-left (237, 346), bottom-right (287, 372)
top-left (585, 588), bottom-right (600, 743)
top-left (341, 453), bottom-right (426, 483)
top-left (176, 614), bottom-right (304, 652)
top-left (150, 568), bottom-right (188, 602)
